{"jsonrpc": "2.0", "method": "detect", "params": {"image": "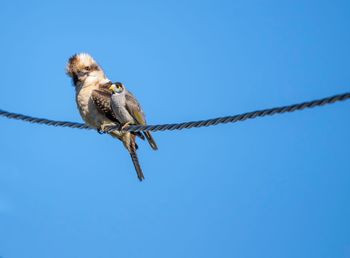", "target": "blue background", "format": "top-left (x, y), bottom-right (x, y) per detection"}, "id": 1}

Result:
top-left (0, 1), bottom-right (349, 258)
